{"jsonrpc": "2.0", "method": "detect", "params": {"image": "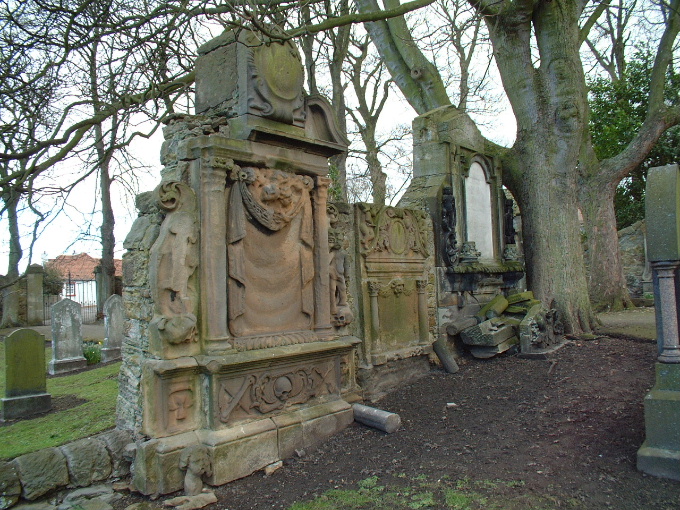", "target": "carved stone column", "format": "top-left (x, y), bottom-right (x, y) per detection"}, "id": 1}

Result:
top-left (199, 156), bottom-right (230, 347)
top-left (416, 279), bottom-right (429, 345)
top-left (654, 261), bottom-right (680, 364)
top-left (313, 176), bottom-right (333, 336)
top-left (366, 281), bottom-right (381, 367)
